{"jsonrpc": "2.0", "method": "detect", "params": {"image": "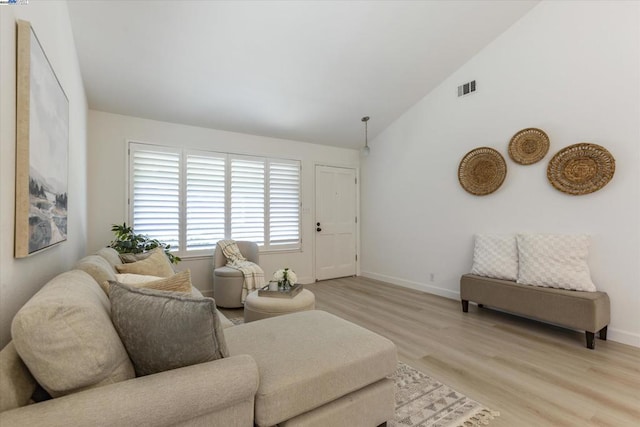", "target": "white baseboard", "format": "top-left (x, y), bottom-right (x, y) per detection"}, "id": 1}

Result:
top-left (361, 271), bottom-right (459, 300)
top-left (608, 328), bottom-right (640, 348)
top-left (298, 276), bottom-right (315, 285)
top-left (360, 271), bottom-right (639, 349)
